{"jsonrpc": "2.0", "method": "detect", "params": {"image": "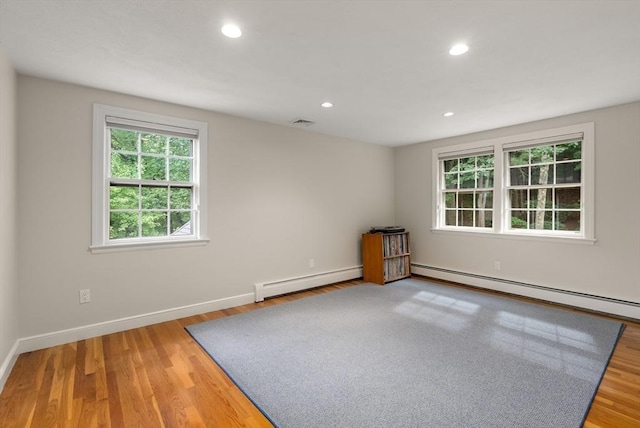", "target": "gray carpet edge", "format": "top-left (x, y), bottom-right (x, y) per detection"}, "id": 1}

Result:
top-left (184, 327), bottom-right (281, 427)
top-left (577, 321), bottom-right (625, 427)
